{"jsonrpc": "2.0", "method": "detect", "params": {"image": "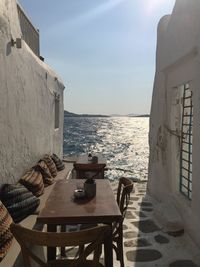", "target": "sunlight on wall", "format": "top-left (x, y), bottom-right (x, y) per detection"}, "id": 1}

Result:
top-left (144, 0), bottom-right (175, 15)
